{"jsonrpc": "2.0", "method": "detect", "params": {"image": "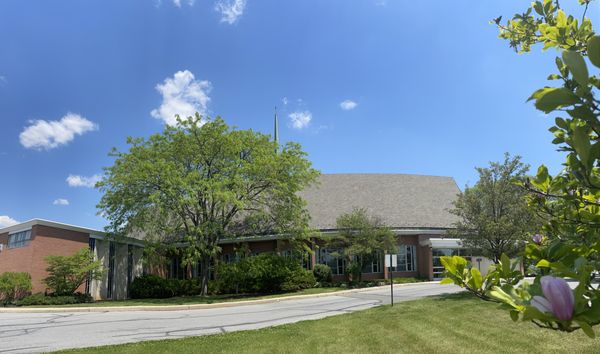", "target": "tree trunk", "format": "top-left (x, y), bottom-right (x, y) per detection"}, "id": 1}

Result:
top-left (200, 255), bottom-right (210, 296)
